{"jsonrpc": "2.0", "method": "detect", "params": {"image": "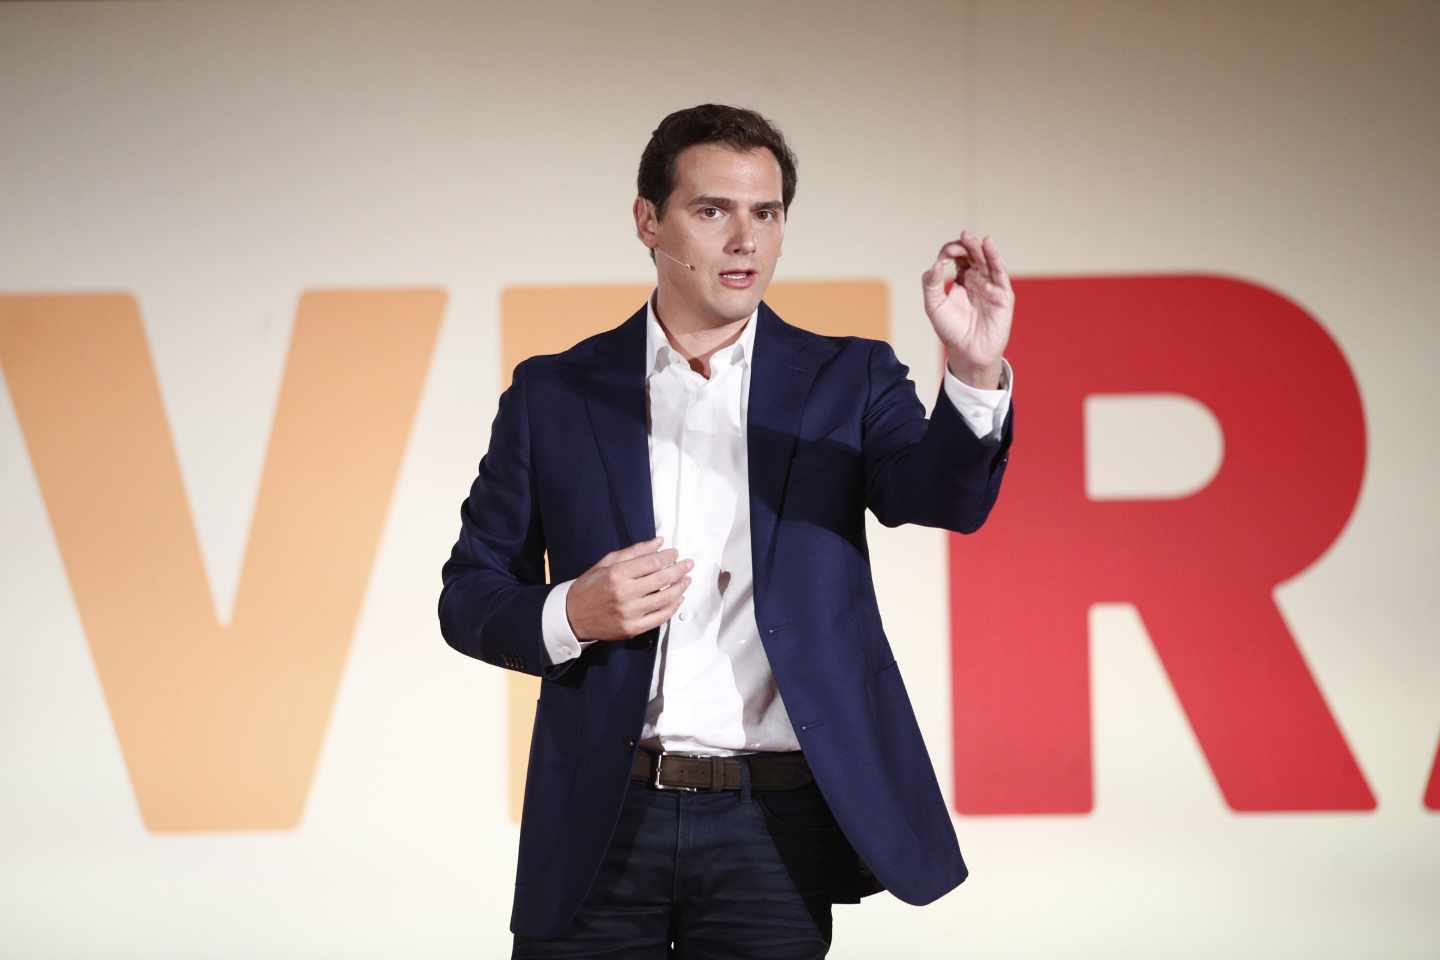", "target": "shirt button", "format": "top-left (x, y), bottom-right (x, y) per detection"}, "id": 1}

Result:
top-left (678, 611), bottom-right (689, 622)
